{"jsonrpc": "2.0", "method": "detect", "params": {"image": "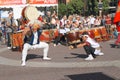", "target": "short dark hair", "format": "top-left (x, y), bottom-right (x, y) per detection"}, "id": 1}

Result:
top-left (82, 31), bottom-right (89, 35)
